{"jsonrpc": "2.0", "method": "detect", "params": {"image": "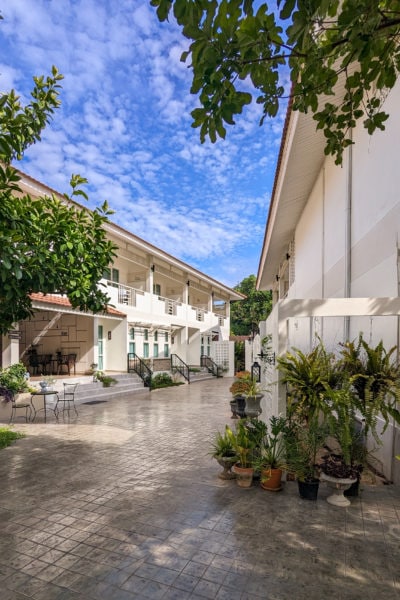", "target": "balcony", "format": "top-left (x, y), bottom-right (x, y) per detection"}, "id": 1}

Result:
top-left (103, 281), bottom-right (226, 331)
